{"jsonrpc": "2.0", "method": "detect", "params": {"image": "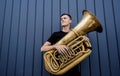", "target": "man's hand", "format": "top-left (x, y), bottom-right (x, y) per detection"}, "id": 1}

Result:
top-left (82, 36), bottom-right (89, 41)
top-left (53, 44), bottom-right (69, 55)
